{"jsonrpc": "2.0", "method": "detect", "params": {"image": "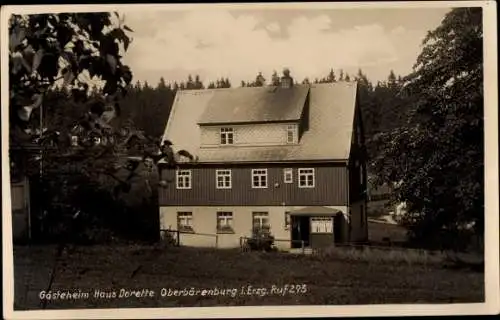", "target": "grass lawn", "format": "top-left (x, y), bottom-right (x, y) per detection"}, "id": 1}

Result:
top-left (12, 244), bottom-right (484, 310)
